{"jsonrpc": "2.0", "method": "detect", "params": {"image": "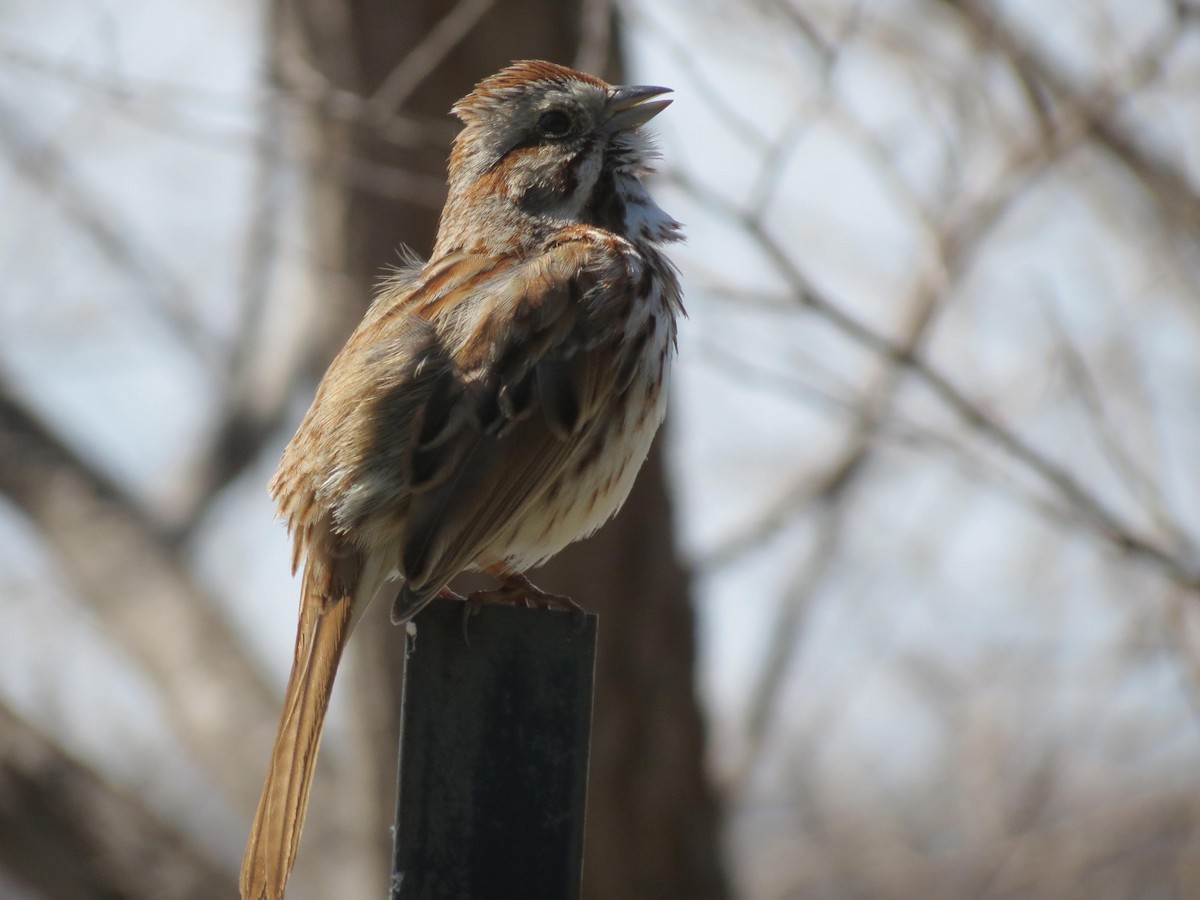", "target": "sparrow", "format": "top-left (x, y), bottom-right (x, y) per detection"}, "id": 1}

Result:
top-left (240, 59), bottom-right (682, 899)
